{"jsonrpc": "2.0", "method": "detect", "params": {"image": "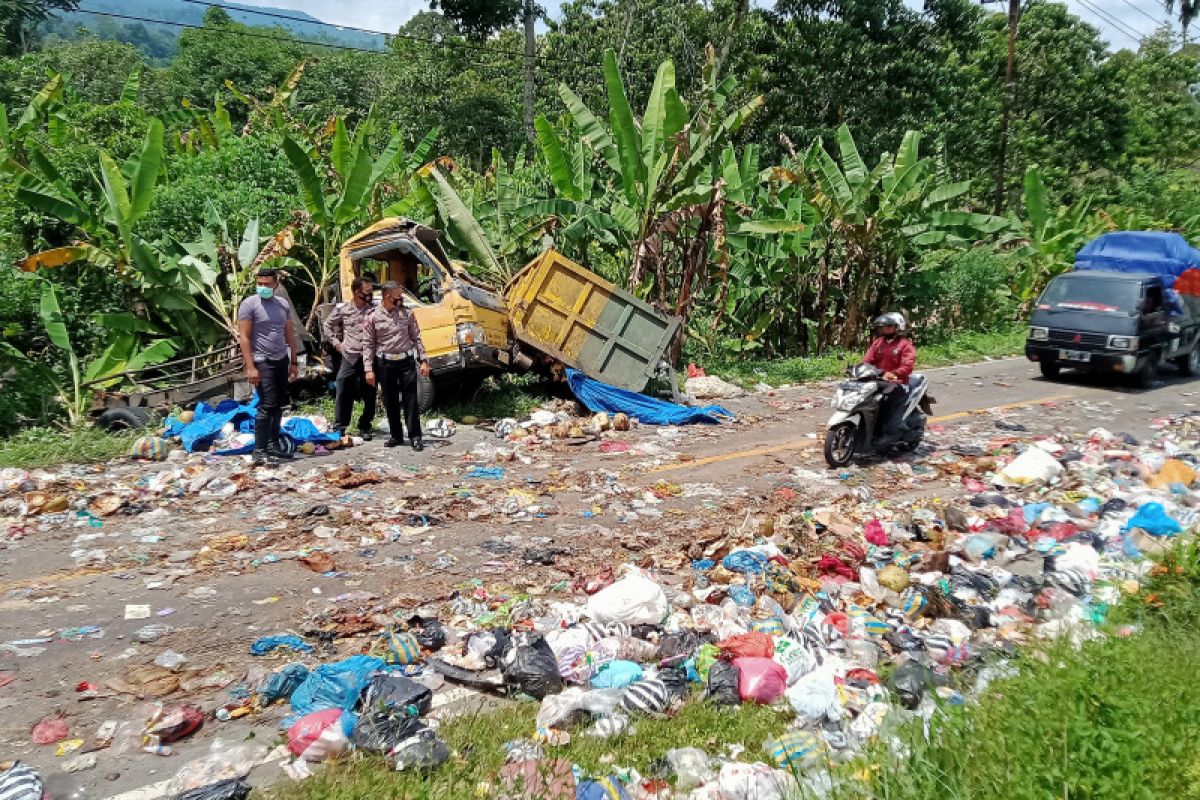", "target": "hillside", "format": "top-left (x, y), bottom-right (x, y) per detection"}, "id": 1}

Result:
top-left (40, 0), bottom-right (386, 61)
